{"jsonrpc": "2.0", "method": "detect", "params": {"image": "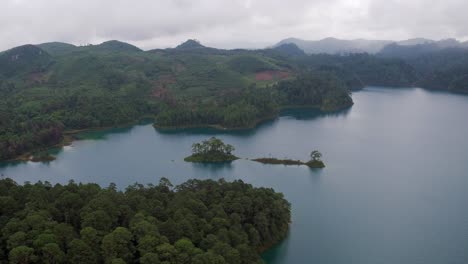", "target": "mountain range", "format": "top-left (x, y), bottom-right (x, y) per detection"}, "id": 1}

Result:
top-left (274, 37), bottom-right (468, 54)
